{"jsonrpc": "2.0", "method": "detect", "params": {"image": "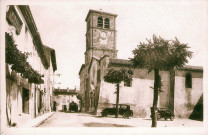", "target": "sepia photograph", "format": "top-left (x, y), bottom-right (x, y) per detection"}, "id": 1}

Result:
top-left (0, 0), bottom-right (208, 135)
